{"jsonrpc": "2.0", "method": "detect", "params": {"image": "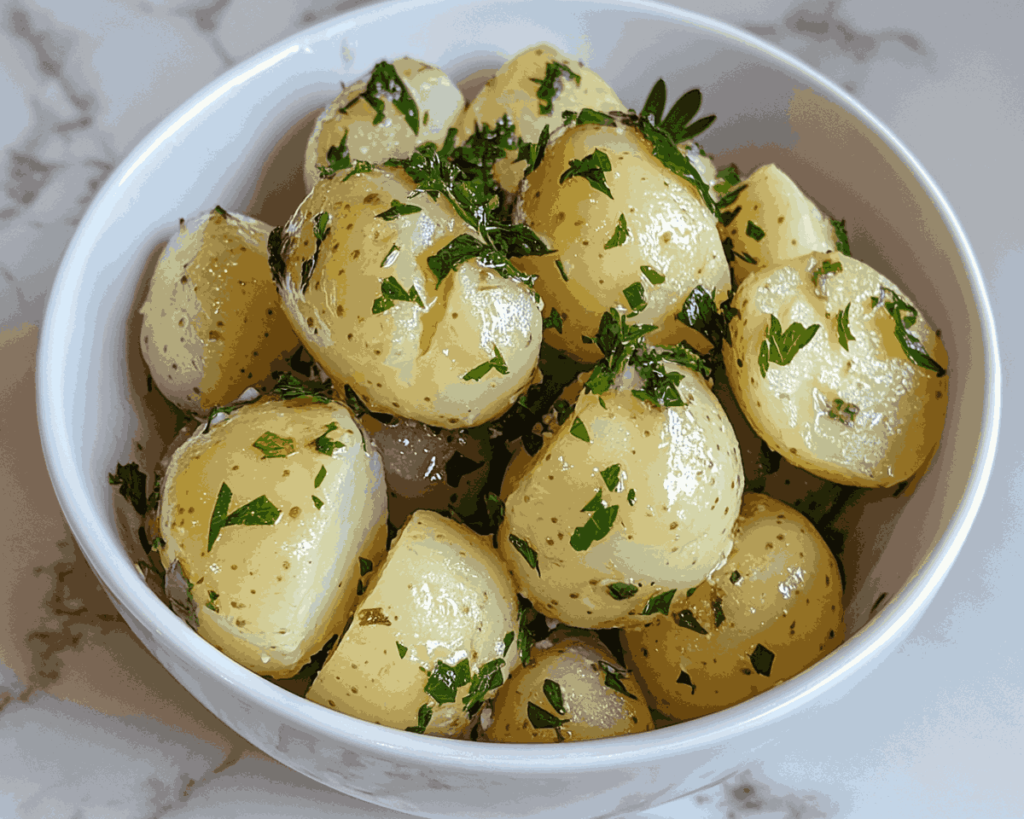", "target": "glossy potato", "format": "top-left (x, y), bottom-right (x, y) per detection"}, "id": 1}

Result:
top-left (622, 493), bottom-right (845, 721)
top-left (457, 44), bottom-right (623, 199)
top-left (139, 208), bottom-right (300, 413)
top-left (307, 510), bottom-right (520, 737)
top-left (497, 361), bottom-right (743, 629)
top-left (723, 251), bottom-right (949, 487)
top-left (156, 397), bottom-right (388, 678)
top-left (719, 164), bottom-right (838, 286)
top-left (485, 633), bottom-right (653, 743)
top-left (304, 58), bottom-right (464, 192)
top-left (275, 166), bottom-right (544, 429)
top-left (512, 116), bottom-right (730, 362)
